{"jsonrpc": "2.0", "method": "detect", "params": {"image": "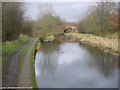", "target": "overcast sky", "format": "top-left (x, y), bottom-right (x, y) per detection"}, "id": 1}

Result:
top-left (24, 0), bottom-right (119, 22)
top-left (25, 2), bottom-right (95, 22)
